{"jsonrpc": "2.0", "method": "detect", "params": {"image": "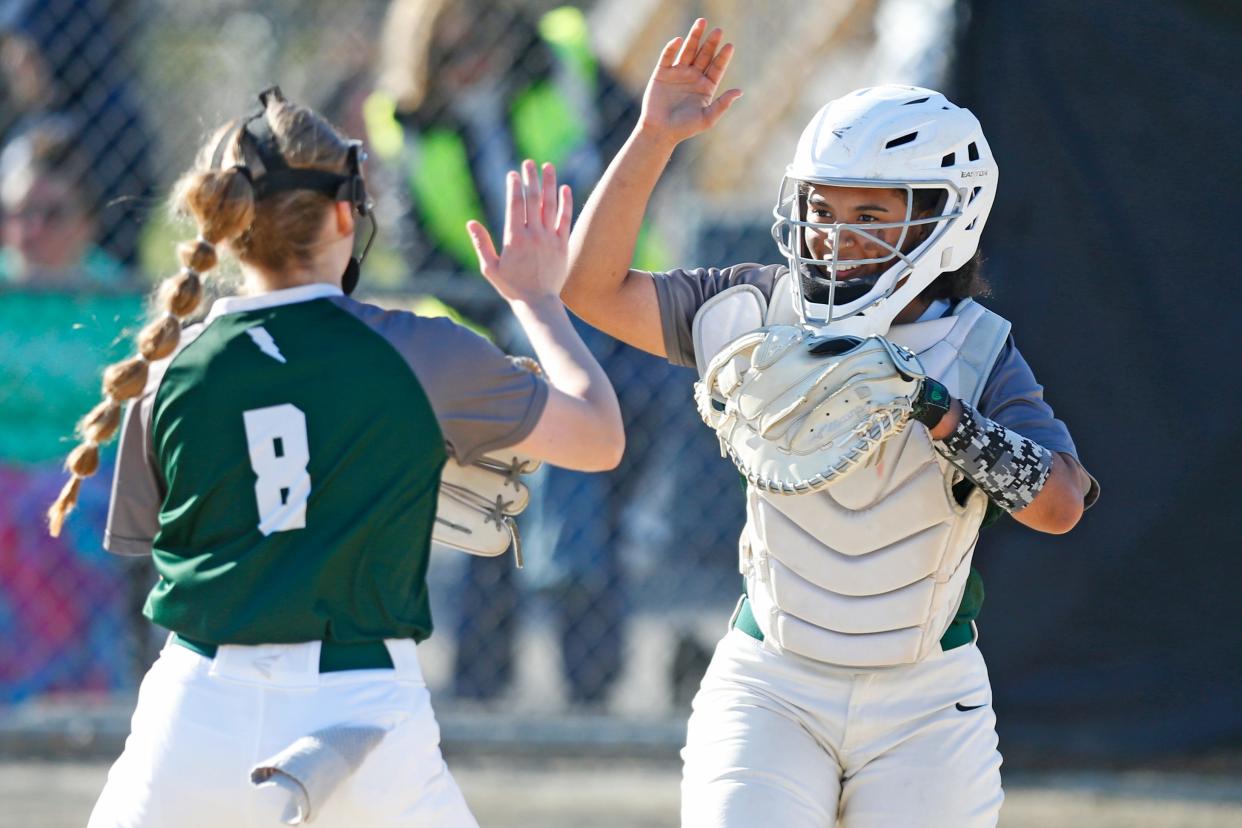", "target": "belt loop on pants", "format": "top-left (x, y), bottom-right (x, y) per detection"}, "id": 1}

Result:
top-left (171, 634), bottom-right (397, 686)
top-left (382, 638), bottom-right (424, 683)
